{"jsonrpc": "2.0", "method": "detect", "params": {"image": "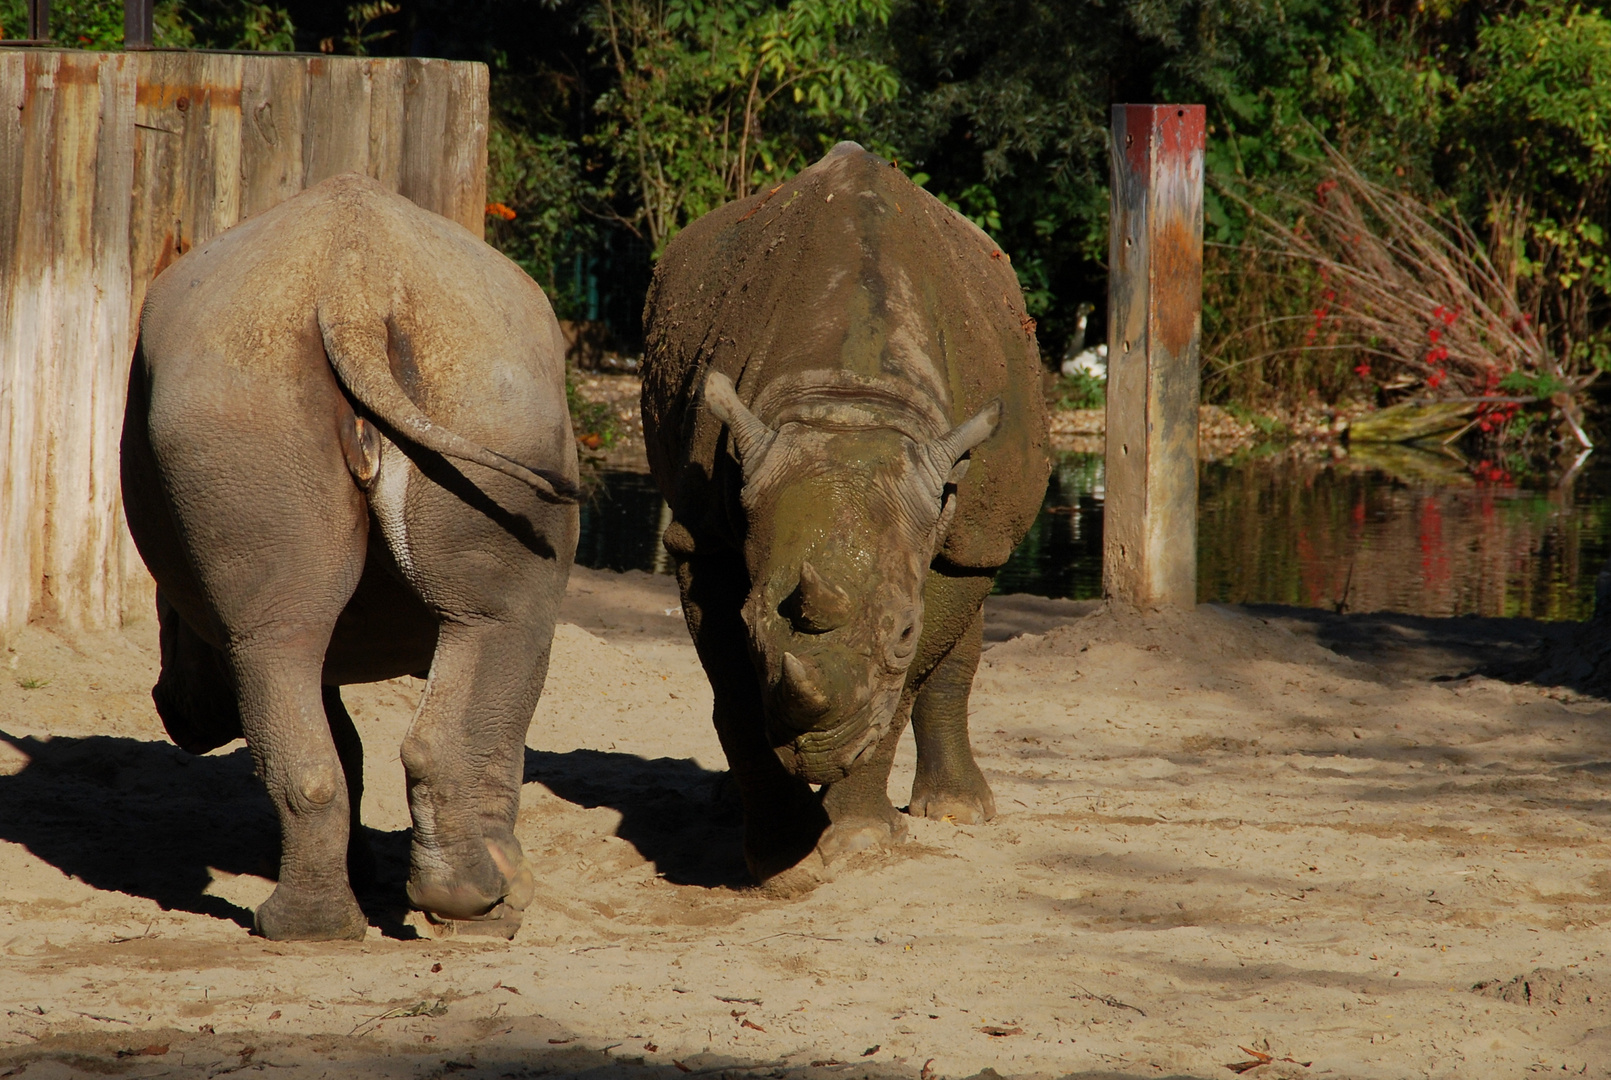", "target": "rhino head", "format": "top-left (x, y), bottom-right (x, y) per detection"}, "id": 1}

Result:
top-left (704, 372), bottom-right (1000, 784)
